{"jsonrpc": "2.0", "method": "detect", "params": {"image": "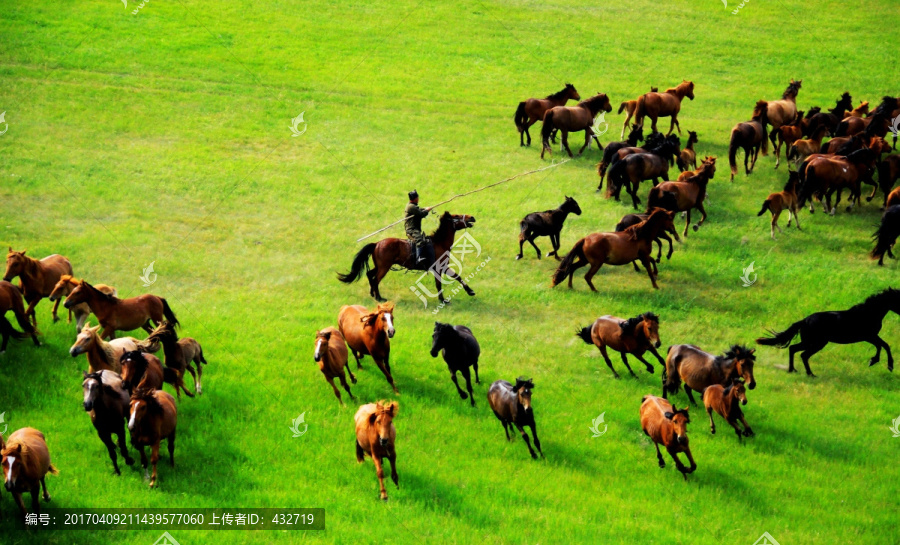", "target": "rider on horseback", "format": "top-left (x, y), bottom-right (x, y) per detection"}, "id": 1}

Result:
top-left (405, 190), bottom-right (435, 267)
